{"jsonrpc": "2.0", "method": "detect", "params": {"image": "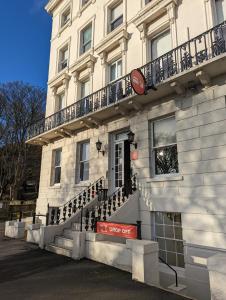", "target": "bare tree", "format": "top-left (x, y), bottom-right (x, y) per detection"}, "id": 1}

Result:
top-left (0, 81), bottom-right (45, 200)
